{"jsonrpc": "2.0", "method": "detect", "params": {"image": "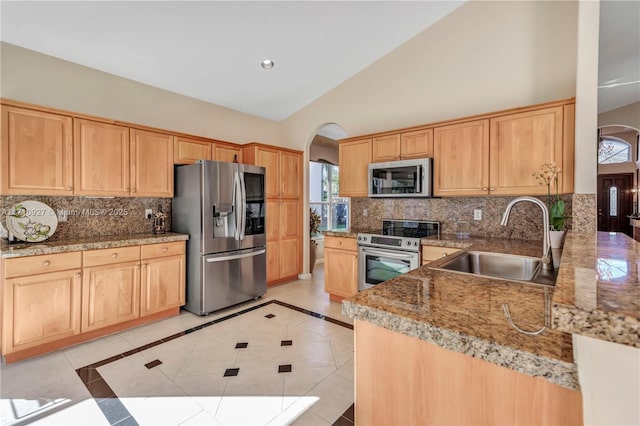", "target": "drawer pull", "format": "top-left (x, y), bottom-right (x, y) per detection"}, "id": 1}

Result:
top-left (112, 253), bottom-right (118, 259)
top-left (163, 247), bottom-right (168, 252)
top-left (43, 260), bottom-right (51, 267)
top-left (338, 241), bottom-right (342, 245)
top-left (75, 273), bottom-right (81, 278)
